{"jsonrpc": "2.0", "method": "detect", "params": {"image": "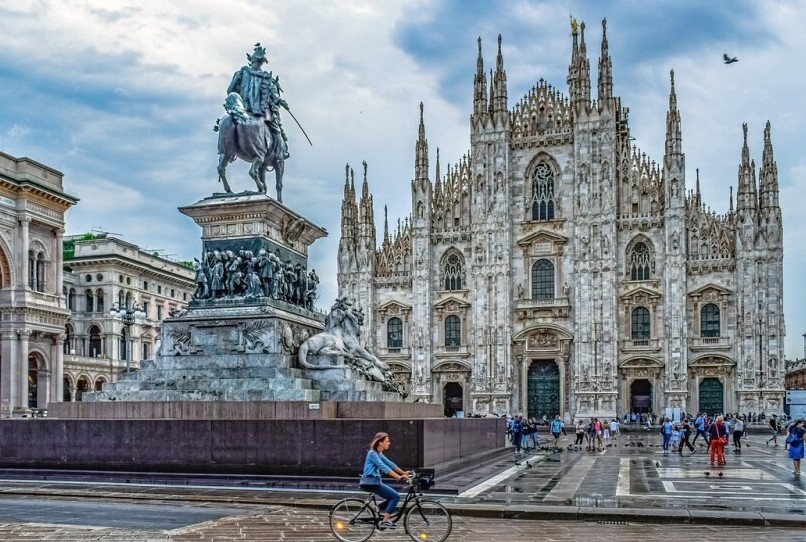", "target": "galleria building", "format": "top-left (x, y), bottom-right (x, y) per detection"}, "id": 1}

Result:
top-left (337, 21), bottom-right (785, 420)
